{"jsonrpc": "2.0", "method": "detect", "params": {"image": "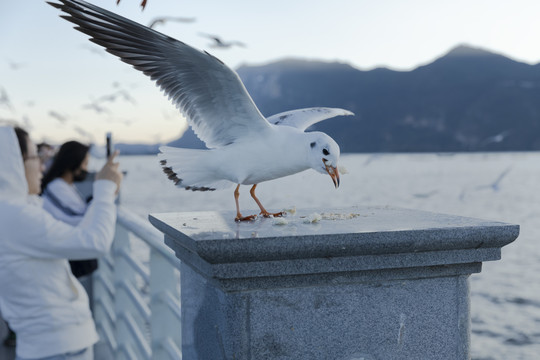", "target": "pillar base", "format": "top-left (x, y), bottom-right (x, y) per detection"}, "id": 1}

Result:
top-left (150, 206), bottom-right (518, 360)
